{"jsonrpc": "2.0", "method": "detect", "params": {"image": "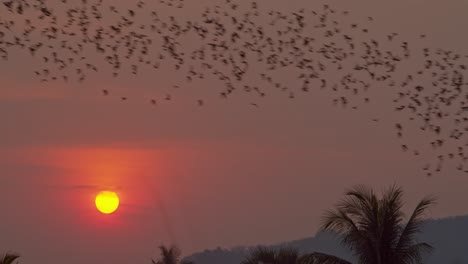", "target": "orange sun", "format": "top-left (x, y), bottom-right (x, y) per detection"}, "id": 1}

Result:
top-left (95, 191), bottom-right (120, 214)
